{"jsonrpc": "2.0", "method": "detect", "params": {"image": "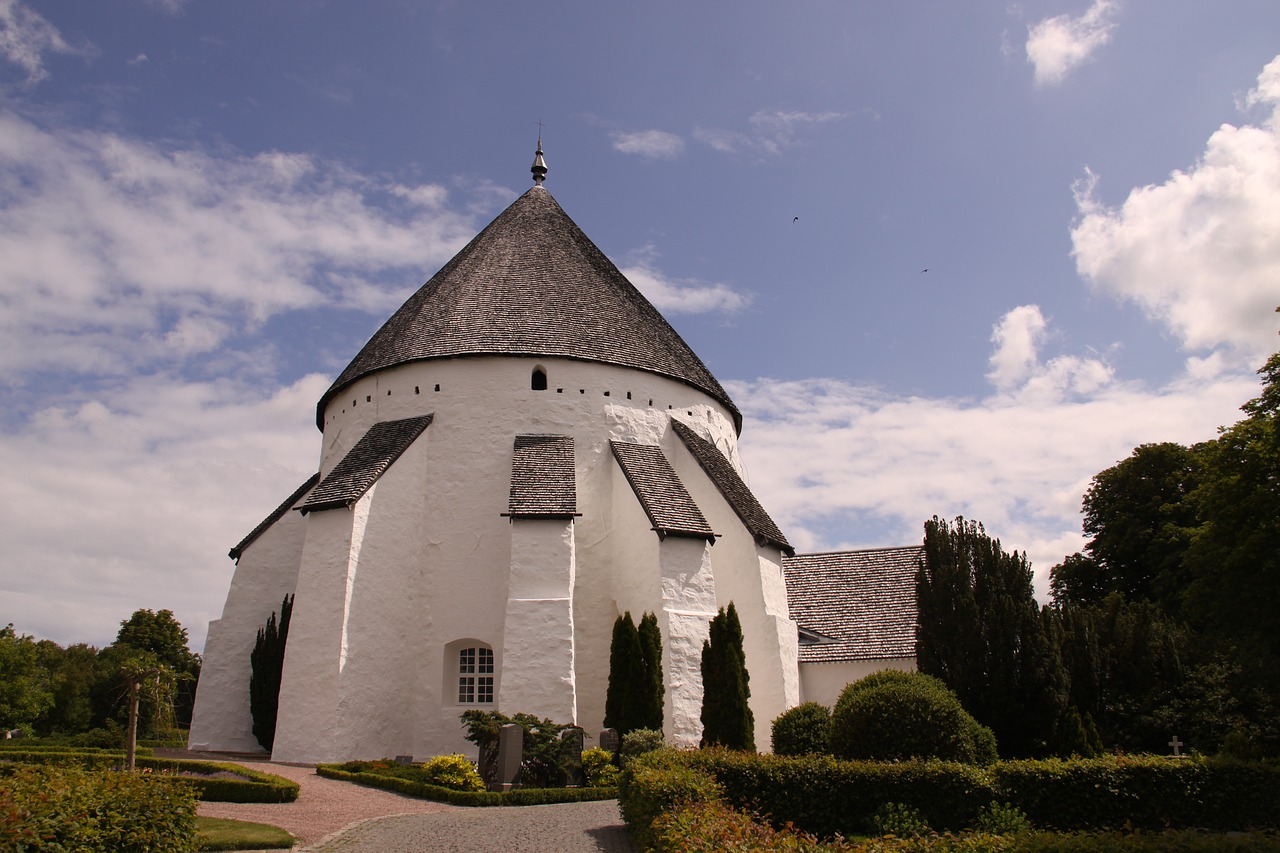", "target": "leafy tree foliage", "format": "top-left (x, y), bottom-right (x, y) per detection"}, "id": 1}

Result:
top-left (916, 516), bottom-right (1067, 757)
top-left (1053, 442), bottom-right (1202, 611)
top-left (249, 595), bottom-right (293, 751)
top-left (699, 602), bottom-right (754, 751)
top-left (113, 608), bottom-right (202, 728)
top-left (459, 709), bottom-right (571, 788)
top-left (1183, 351), bottom-right (1280, 692)
top-left (0, 625), bottom-right (54, 730)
